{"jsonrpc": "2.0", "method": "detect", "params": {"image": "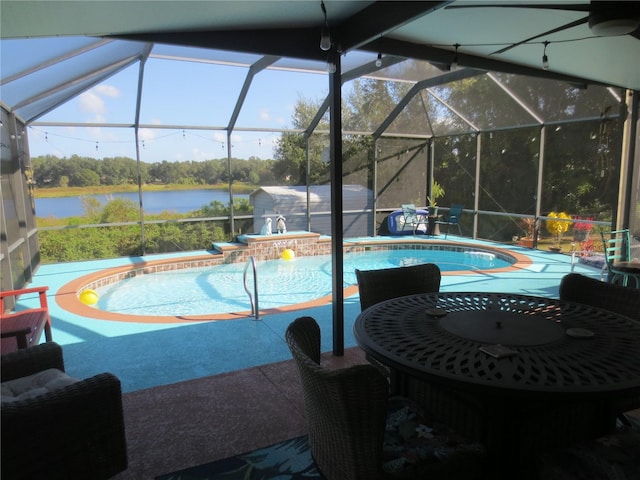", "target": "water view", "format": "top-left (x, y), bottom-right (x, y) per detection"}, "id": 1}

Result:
top-left (35, 189), bottom-right (250, 217)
